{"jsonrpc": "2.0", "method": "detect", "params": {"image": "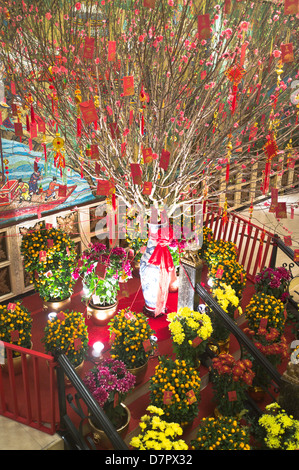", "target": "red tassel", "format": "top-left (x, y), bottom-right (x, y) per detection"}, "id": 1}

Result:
top-left (26, 115), bottom-right (30, 131)
top-left (81, 164), bottom-right (83, 179)
top-left (112, 193), bottom-right (116, 210)
top-left (77, 118), bottom-right (82, 137)
top-left (262, 160), bottom-right (271, 194)
top-left (42, 142), bottom-right (47, 162)
top-left (226, 162), bottom-right (230, 182)
top-left (94, 120), bottom-right (97, 130)
top-left (31, 104), bottom-right (35, 123)
top-left (141, 114), bottom-right (144, 135)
